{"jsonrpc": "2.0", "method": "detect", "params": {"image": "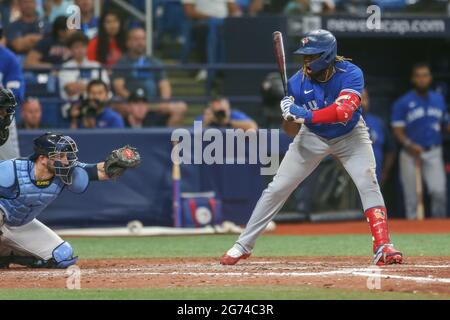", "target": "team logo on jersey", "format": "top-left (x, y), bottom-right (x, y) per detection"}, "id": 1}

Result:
top-left (373, 208), bottom-right (385, 220)
top-left (35, 180), bottom-right (51, 187)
